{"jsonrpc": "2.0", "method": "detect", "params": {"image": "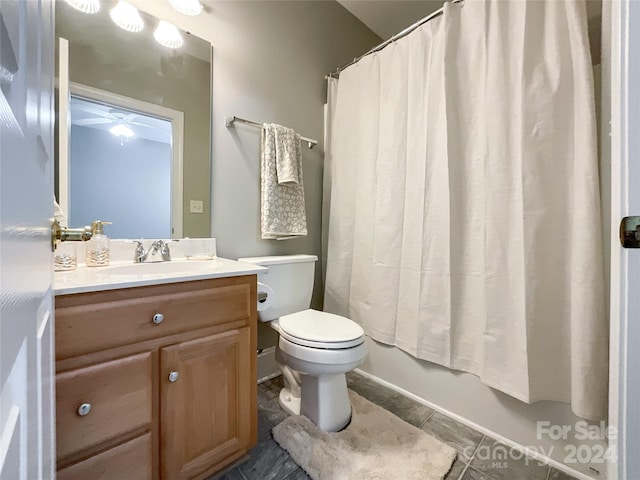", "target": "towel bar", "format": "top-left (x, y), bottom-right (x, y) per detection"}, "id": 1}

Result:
top-left (225, 115), bottom-right (318, 149)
